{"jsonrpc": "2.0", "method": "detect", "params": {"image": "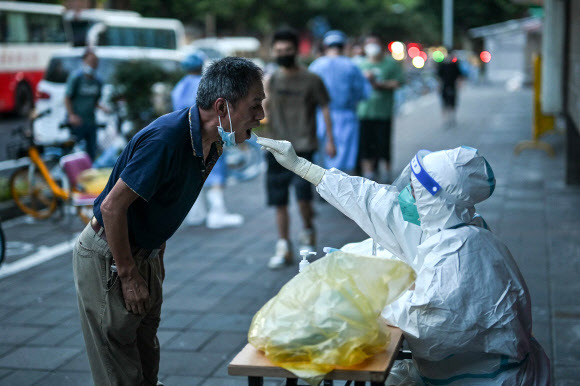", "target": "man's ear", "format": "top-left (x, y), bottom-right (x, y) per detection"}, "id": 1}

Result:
top-left (214, 98), bottom-right (227, 116)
